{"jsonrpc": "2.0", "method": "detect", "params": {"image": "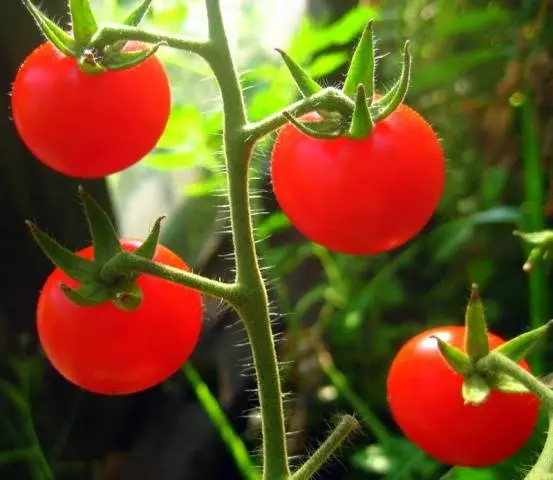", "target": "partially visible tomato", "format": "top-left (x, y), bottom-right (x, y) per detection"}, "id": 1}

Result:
top-left (270, 106), bottom-right (445, 255)
top-left (387, 326), bottom-right (540, 467)
top-left (11, 41), bottom-right (171, 178)
top-left (37, 241), bottom-right (202, 395)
